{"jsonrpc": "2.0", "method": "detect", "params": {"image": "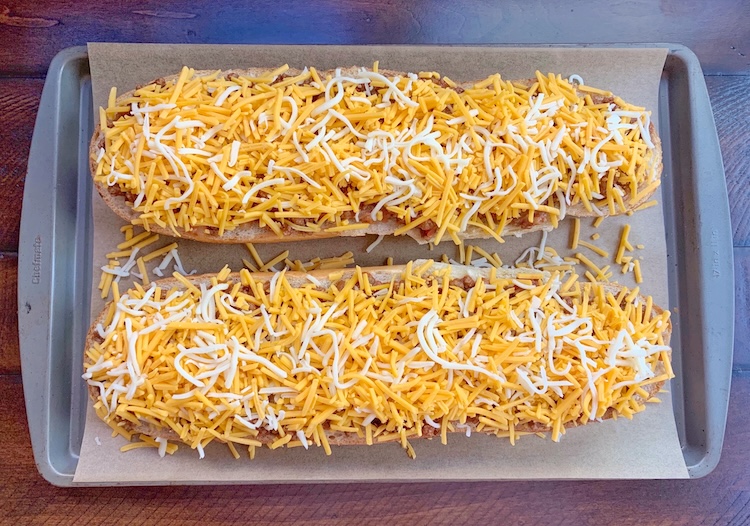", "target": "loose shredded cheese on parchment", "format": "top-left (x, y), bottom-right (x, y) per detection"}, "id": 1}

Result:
top-left (95, 66), bottom-right (658, 244)
top-left (84, 260), bottom-right (672, 458)
top-left (98, 228), bottom-right (197, 300)
top-left (98, 228), bottom-right (364, 302)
